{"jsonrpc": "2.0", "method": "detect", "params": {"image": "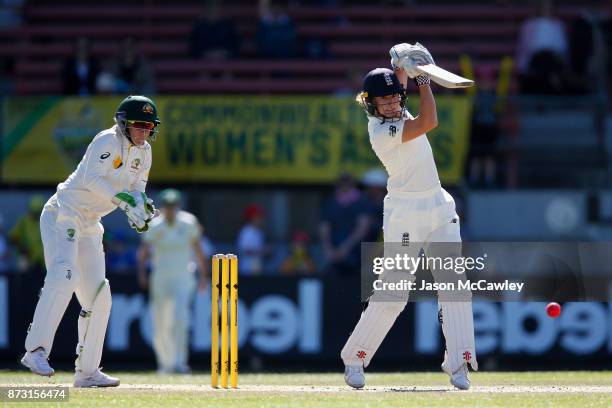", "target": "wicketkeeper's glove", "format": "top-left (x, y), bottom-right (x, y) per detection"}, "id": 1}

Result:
top-left (112, 191), bottom-right (157, 232)
top-left (390, 42), bottom-right (435, 79)
top-left (136, 197), bottom-right (161, 232)
top-left (144, 196), bottom-right (159, 219)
